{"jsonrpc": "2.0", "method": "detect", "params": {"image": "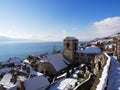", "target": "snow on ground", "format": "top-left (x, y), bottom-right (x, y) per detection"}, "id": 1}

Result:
top-left (18, 76), bottom-right (27, 81)
top-left (57, 73), bottom-right (67, 79)
top-left (49, 78), bottom-right (77, 90)
top-left (72, 70), bottom-right (79, 79)
top-left (107, 56), bottom-right (120, 90)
